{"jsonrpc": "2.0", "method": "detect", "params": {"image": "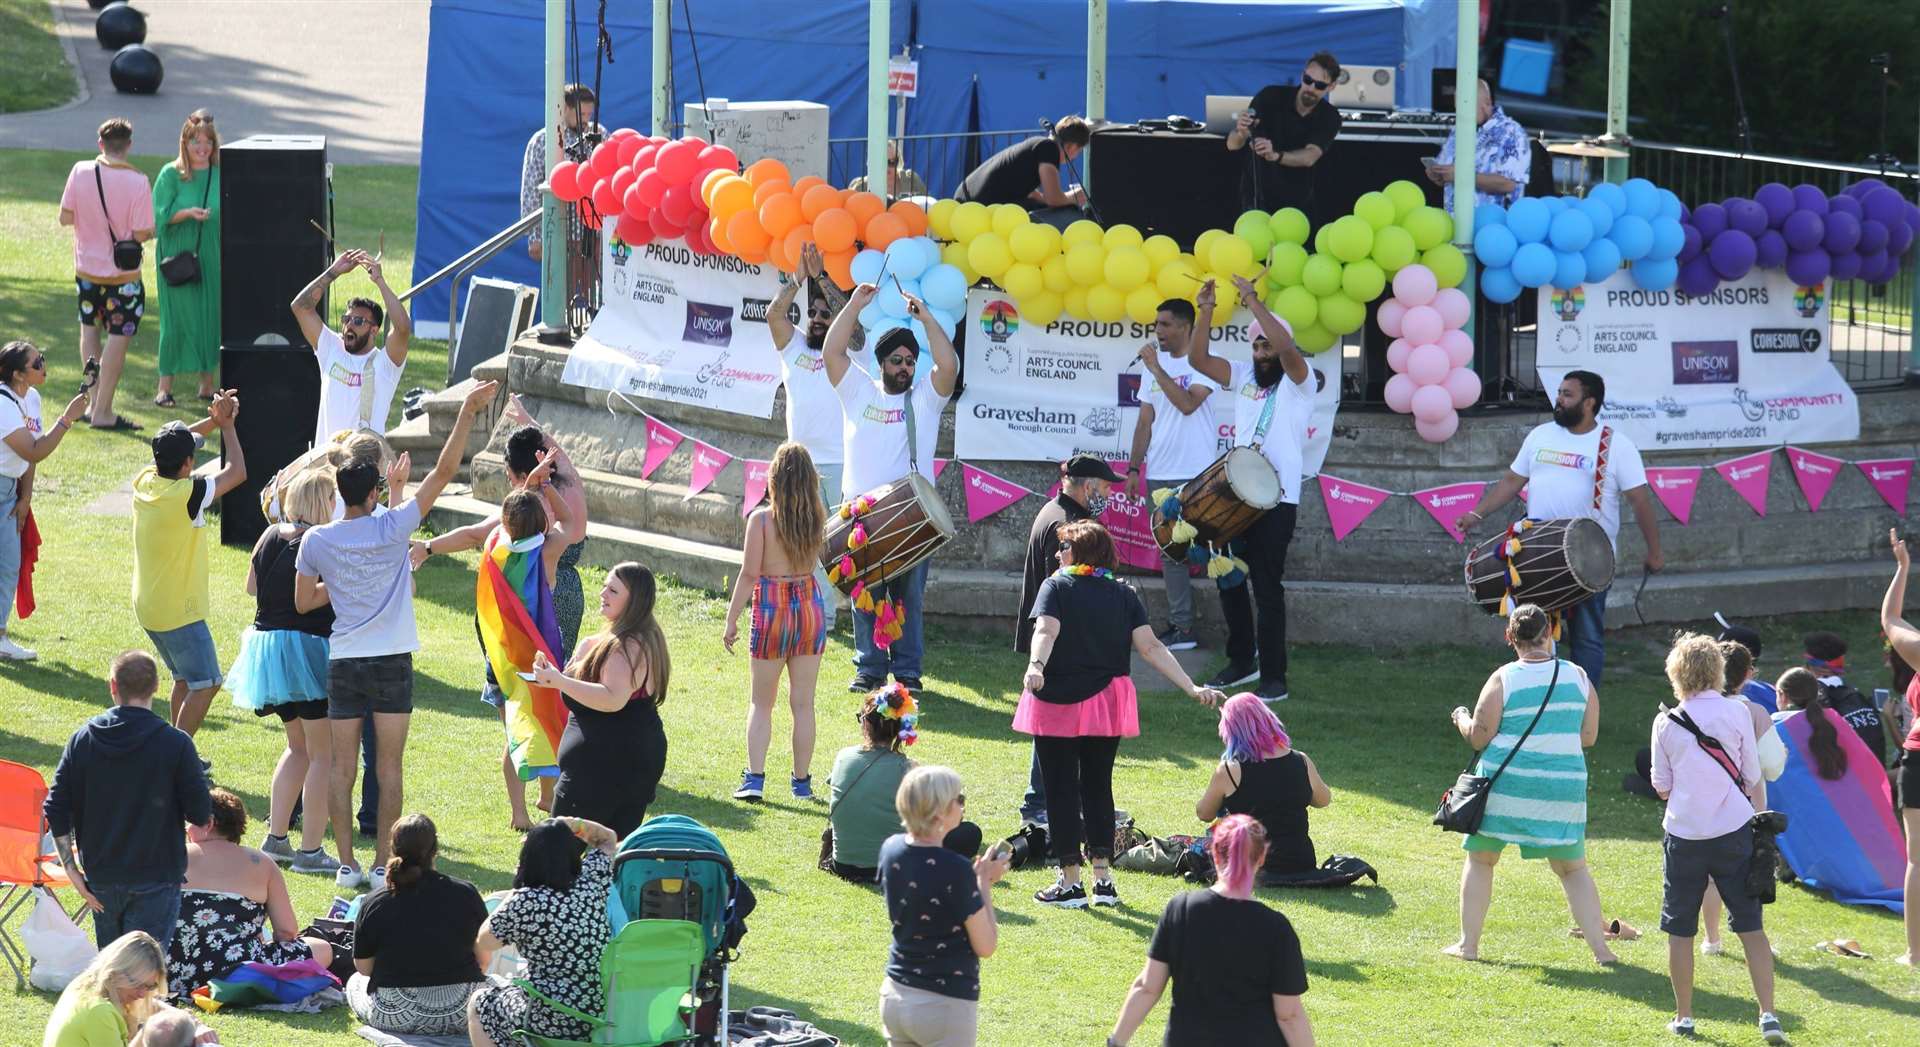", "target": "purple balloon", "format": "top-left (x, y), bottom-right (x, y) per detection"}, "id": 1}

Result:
top-left (1780, 209), bottom-right (1825, 251)
top-left (1889, 219), bottom-right (1915, 258)
top-left (1848, 177), bottom-right (1889, 199)
top-left (1785, 248), bottom-right (1831, 287)
top-left (1822, 209), bottom-right (1861, 253)
top-left (1708, 230), bottom-right (1756, 280)
top-left (1860, 248), bottom-right (1890, 282)
top-left (1754, 229), bottom-right (1788, 269)
top-left (1753, 183), bottom-right (1794, 226)
top-left (1864, 186), bottom-right (1908, 227)
top-left (1790, 184), bottom-right (1829, 215)
top-left (1828, 249), bottom-right (1862, 281)
top-left (1678, 222), bottom-right (1704, 263)
top-left (1828, 194), bottom-right (1862, 219)
top-left (1692, 202), bottom-right (1729, 240)
top-left (1678, 255), bottom-right (1721, 297)
top-left (1905, 201), bottom-right (1920, 234)
top-left (1860, 219), bottom-right (1890, 255)
top-left (1726, 198), bottom-right (1768, 238)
